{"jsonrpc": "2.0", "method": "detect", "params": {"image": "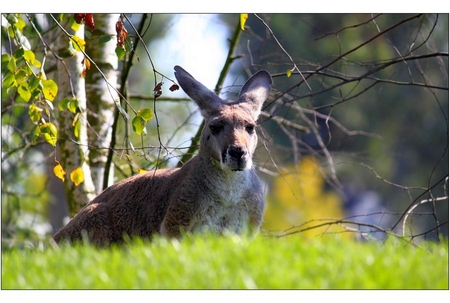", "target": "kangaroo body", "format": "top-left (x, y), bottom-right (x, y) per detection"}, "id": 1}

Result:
top-left (53, 66), bottom-right (272, 246)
